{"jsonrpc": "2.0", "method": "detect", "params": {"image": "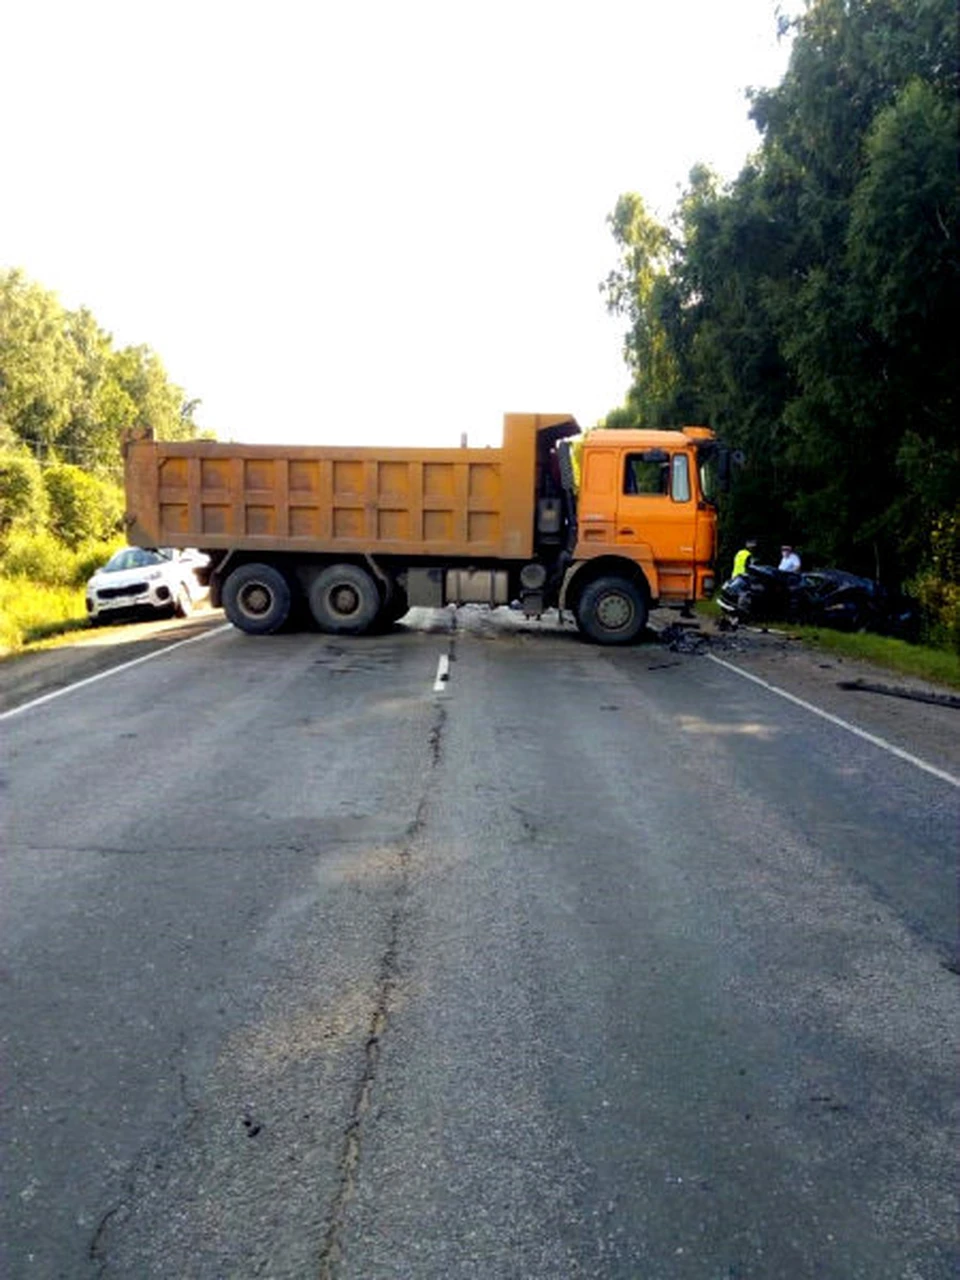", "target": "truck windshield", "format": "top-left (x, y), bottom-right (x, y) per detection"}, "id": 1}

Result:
top-left (698, 448), bottom-right (719, 504)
